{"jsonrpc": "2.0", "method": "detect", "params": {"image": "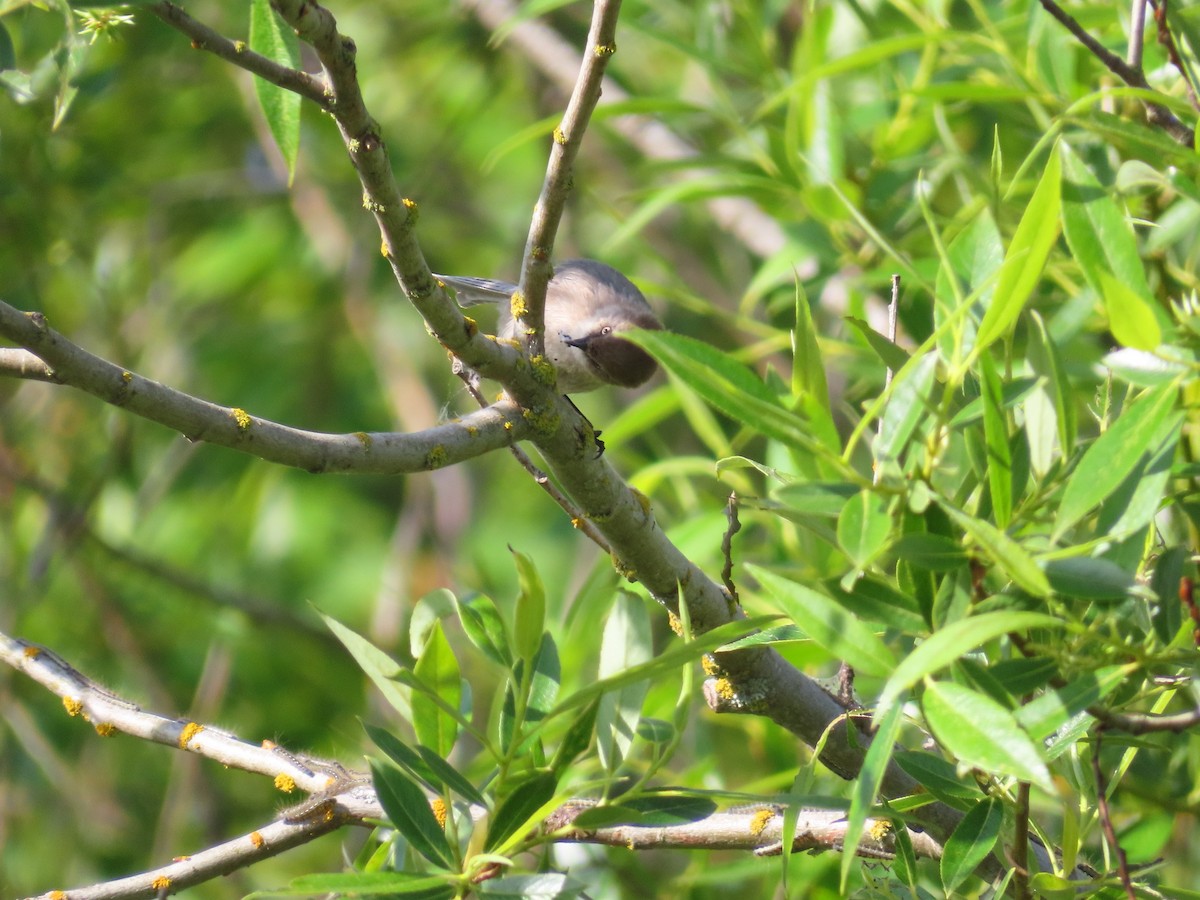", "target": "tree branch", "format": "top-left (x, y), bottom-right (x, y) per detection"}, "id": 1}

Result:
top-left (5, 633), bottom-right (948, 900)
top-left (514, 0), bottom-right (624, 359)
top-left (0, 301), bottom-right (528, 474)
top-left (1038, 0), bottom-right (1195, 147)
